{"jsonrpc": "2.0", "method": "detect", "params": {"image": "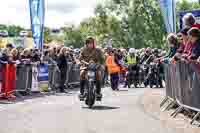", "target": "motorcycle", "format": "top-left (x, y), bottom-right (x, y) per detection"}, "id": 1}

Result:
top-left (80, 61), bottom-right (101, 108)
top-left (145, 62), bottom-right (163, 88)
